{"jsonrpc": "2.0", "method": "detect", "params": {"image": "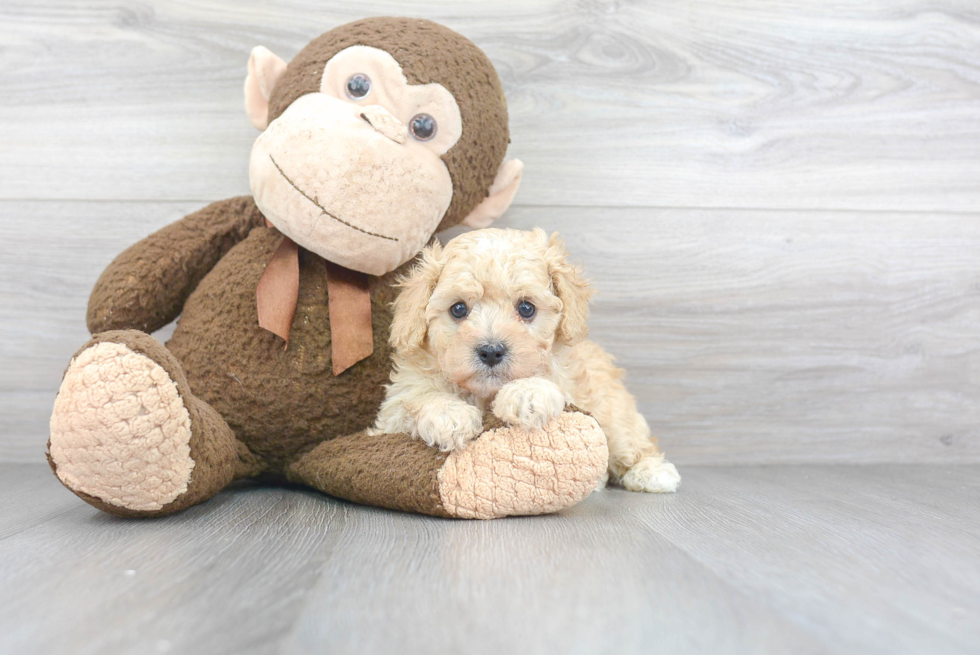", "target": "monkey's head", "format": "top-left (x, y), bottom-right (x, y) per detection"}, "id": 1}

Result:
top-left (244, 18), bottom-right (523, 276)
